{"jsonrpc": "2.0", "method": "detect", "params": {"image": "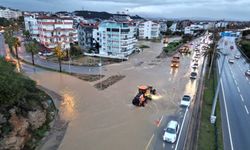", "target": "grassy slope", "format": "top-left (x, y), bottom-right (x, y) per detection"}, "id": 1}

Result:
top-left (197, 69), bottom-right (223, 150)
